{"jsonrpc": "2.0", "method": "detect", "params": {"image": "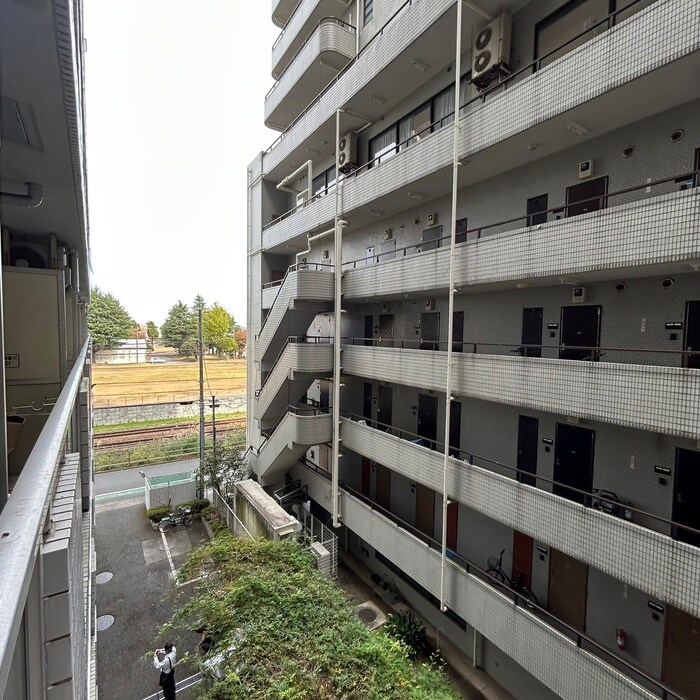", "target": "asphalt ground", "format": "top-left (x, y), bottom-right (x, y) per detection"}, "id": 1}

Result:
top-left (95, 497), bottom-right (210, 699)
top-left (95, 459), bottom-right (199, 495)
